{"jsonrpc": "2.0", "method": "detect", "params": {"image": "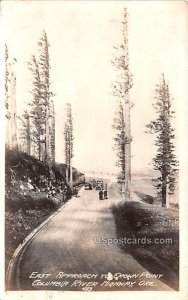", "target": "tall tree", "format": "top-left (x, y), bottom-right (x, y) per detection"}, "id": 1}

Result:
top-left (28, 55), bottom-right (45, 160)
top-left (5, 44), bottom-right (10, 148)
top-left (10, 59), bottom-right (18, 150)
top-left (50, 100), bottom-right (55, 163)
top-left (38, 30), bottom-right (54, 163)
top-left (18, 110), bottom-right (31, 155)
top-left (64, 103), bottom-right (74, 188)
top-left (5, 45), bottom-right (18, 150)
top-left (112, 8), bottom-right (133, 200)
top-left (146, 74), bottom-right (178, 207)
top-left (28, 31), bottom-right (55, 162)
top-left (112, 101), bottom-right (126, 181)
top-left (64, 123), bottom-right (70, 183)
